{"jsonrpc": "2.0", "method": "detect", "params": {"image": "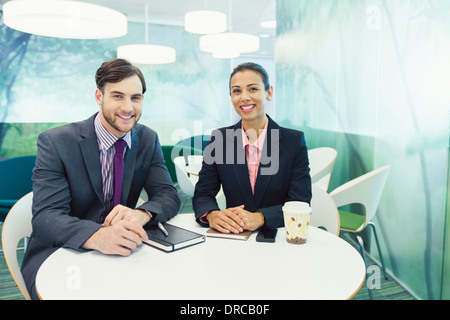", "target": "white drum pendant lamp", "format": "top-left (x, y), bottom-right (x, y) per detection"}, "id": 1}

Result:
top-left (199, 32), bottom-right (260, 56)
top-left (184, 10), bottom-right (227, 34)
top-left (2, 0), bottom-right (127, 39)
top-left (212, 49), bottom-right (240, 59)
top-left (116, 5), bottom-right (176, 65)
top-left (117, 44), bottom-right (176, 65)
